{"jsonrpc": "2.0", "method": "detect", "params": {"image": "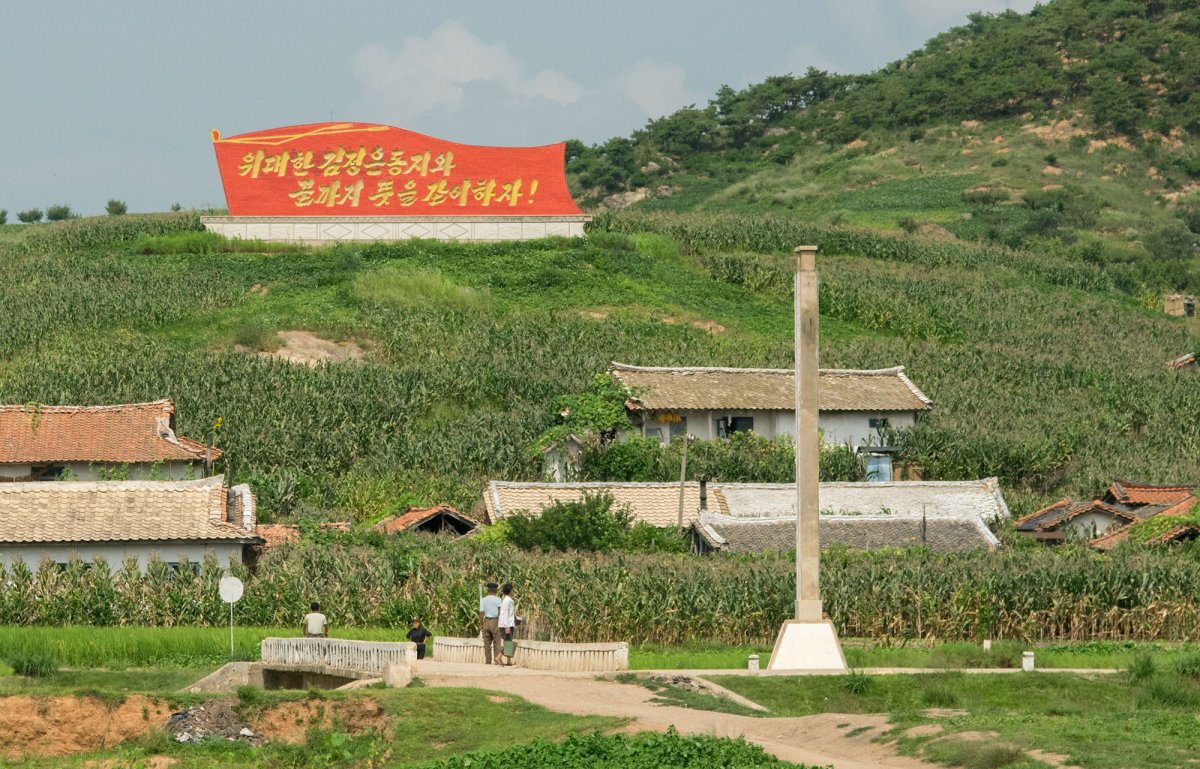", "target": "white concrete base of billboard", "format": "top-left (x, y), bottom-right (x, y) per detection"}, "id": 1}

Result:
top-left (201, 215), bottom-right (590, 244)
top-left (767, 620), bottom-right (848, 672)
